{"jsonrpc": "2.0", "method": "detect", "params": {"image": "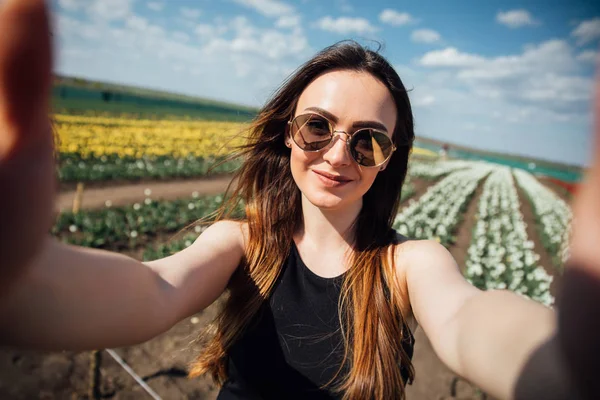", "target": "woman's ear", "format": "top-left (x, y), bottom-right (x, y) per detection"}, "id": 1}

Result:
top-left (284, 123), bottom-right (292, 147)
